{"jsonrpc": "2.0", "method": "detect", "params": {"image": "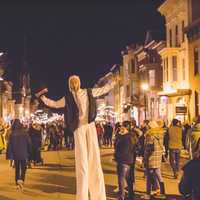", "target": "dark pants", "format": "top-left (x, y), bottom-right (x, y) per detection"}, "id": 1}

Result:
top-left (32, 147), bottom-right (42, 163)
top-left (97, 135), bottom-right (102, 147)
top-left (169, 149), bottom-right (180, 176)
top-left (117, 163), bottom-right (134, 200)
top-left (164, 144), bottom-right (169, 159)
top-left (65, 136), bottom-right (74, 150)
top-left (15, 160), bottom-right (27, 184)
